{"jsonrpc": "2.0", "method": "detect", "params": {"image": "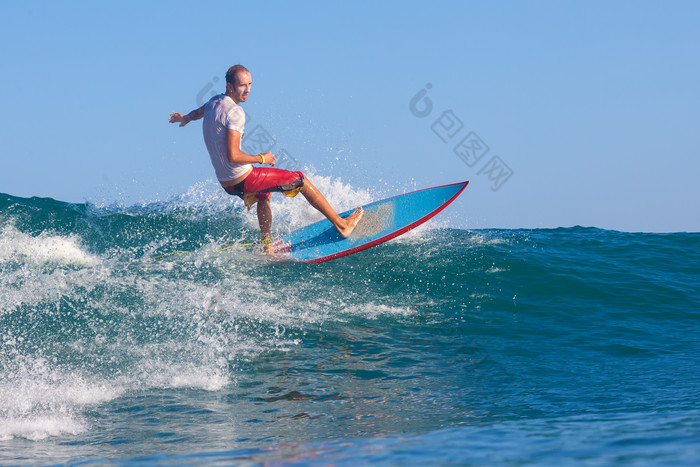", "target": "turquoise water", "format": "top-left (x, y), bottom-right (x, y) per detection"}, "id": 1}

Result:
top-left (1, 179), bottom-right (699, 465)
